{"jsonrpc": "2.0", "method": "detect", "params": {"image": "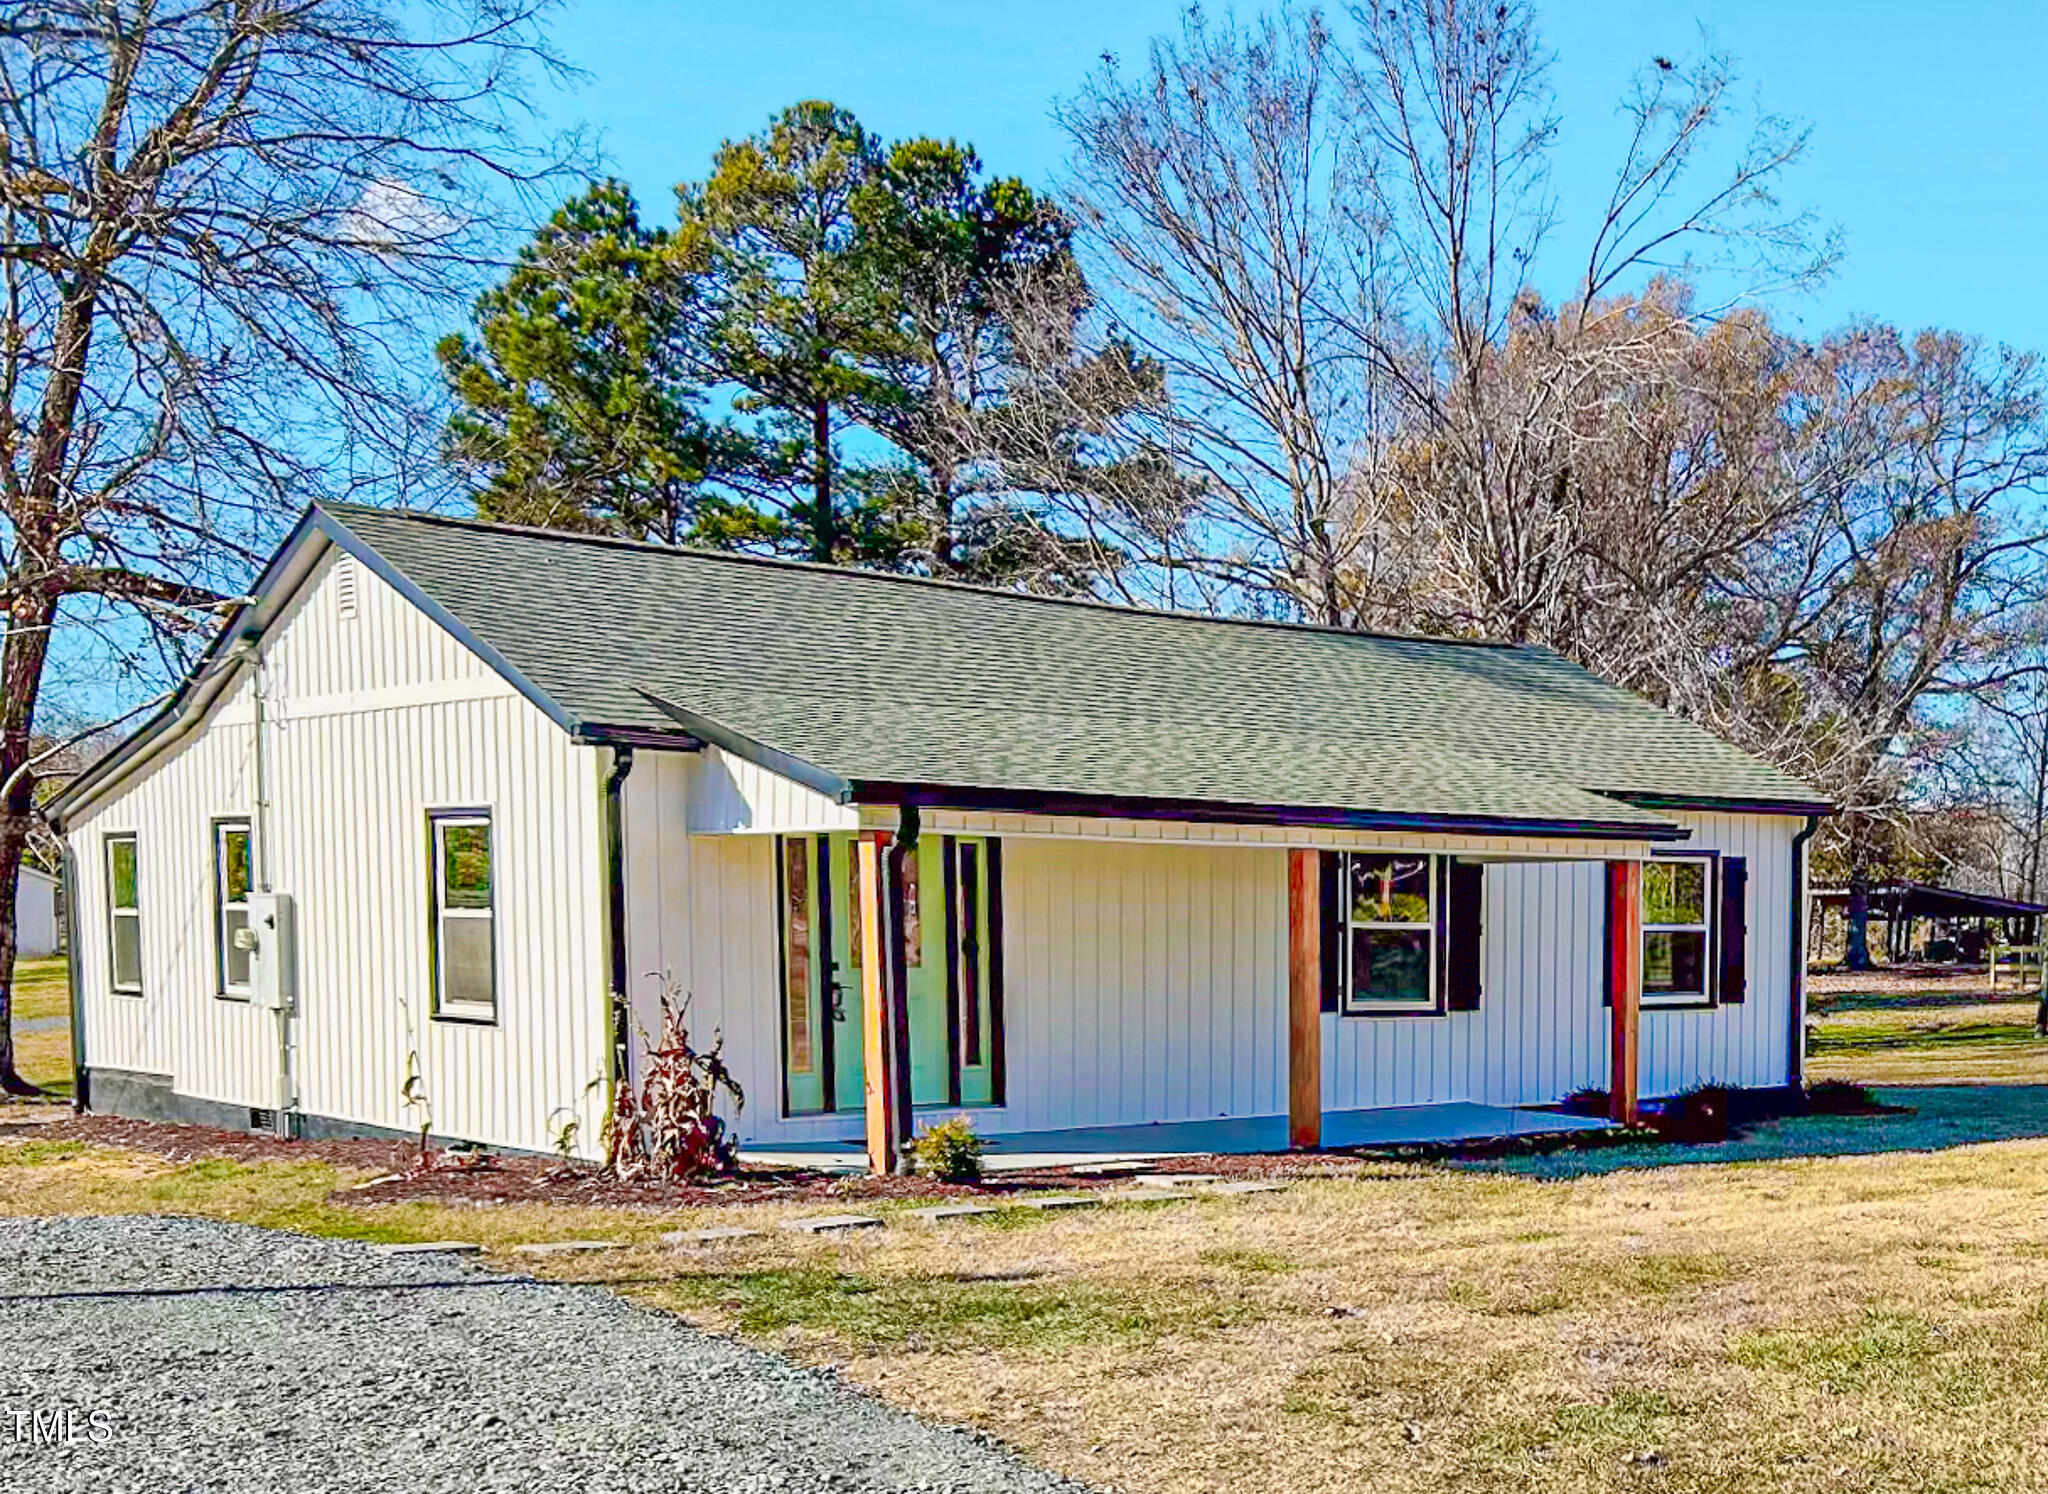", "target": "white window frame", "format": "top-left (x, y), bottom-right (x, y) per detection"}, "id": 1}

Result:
top-left (104, 832), bottom-right (142, 996)
top-left (429, 810), bottom-right (497, 1023)
top-left (214, 819), bottom-right (253, 999)
top-left (1642, 853), bottom-right (1716, 1008)
top-left (1338, 851), bottom-right (1440, 1016)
